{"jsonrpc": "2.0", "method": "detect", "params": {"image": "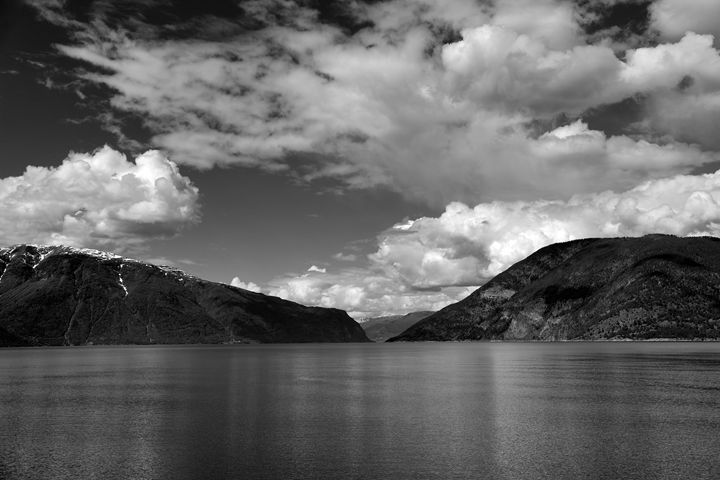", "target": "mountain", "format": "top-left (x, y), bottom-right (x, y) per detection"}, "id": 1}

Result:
top-left (389, 235), bottom-right (720, 341)
top-left (0, 245), bottom-right (369, 346)
top-left (360, 311), bottom-right (434, 342)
